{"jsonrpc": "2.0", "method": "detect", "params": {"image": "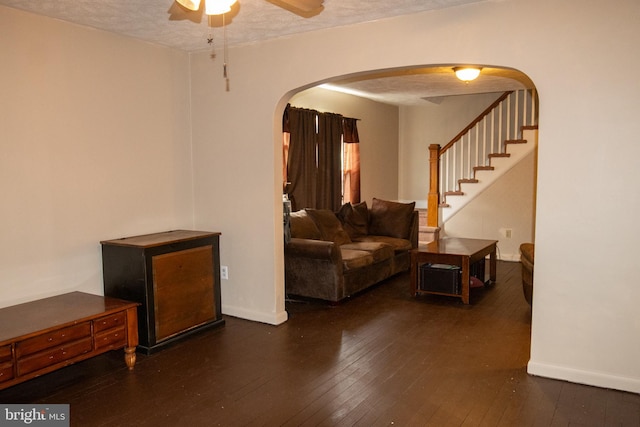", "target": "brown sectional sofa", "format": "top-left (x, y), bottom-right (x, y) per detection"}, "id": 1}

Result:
top-left (285, 198), bottom-right (418, 303)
